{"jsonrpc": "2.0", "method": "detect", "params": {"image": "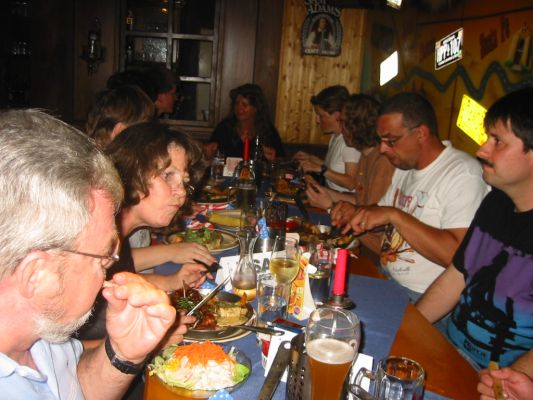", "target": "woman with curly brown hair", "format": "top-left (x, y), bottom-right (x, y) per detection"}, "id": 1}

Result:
top-left (77, 122), bottom-right (214, 341)
top-left (204, 83), bottom-right (285, 161)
